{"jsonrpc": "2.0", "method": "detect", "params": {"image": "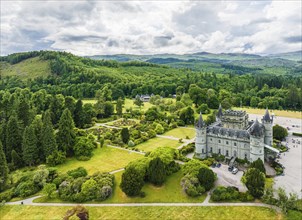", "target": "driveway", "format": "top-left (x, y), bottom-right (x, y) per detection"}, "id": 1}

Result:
top-left (210, 164), bottom-right (248, 192)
